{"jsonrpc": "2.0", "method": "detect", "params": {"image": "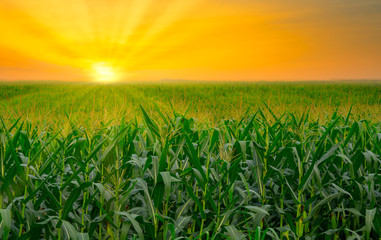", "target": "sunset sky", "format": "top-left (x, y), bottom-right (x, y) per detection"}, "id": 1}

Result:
top-left (0, 0), bottom-right (380, 81)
